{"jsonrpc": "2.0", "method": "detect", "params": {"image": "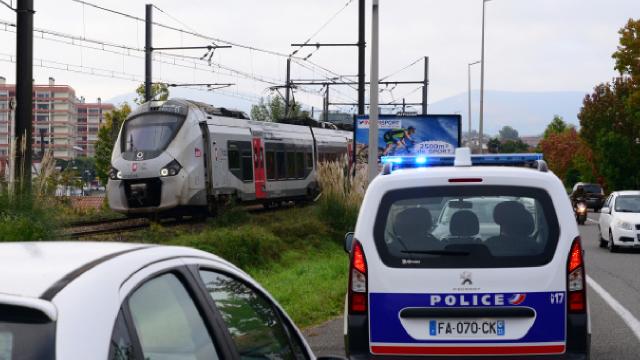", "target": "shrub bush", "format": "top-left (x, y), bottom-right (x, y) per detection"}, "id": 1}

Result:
top-left (0, 192), bottom-right (56, 241)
